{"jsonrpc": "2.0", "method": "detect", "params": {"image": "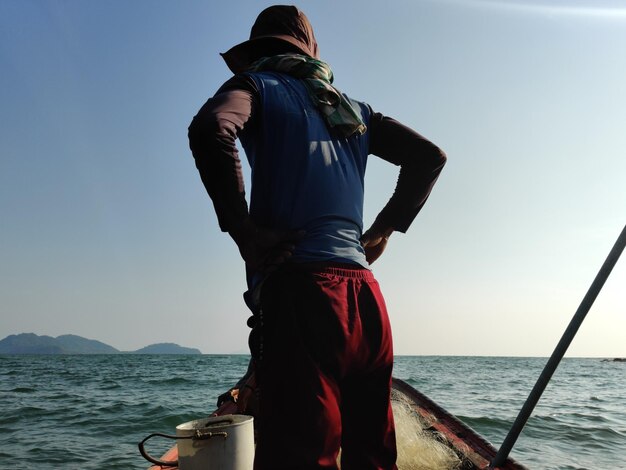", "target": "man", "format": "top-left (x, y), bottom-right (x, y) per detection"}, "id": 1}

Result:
top-left (188, 5), bottom-right (446, 470)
